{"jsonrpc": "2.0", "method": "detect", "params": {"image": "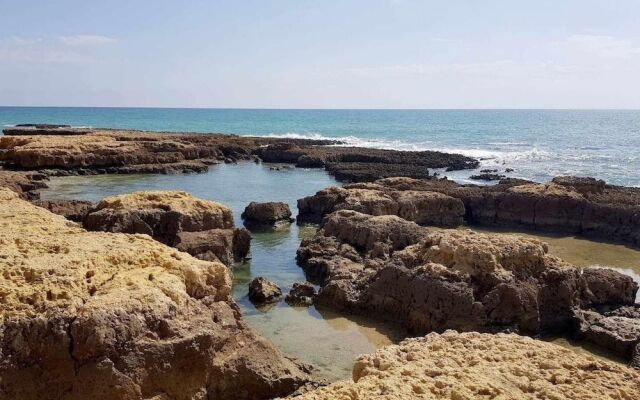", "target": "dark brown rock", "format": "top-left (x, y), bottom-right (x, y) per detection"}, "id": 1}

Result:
top-left (285, 282), bottom-right (316, 307)
top-left (32, 199), bottom-right (94, 223)
top-left (0, 170), bottom-right (48, 199)
top-left (248, 277), bottom-right (283, 304)
top-left (242, 201), bottom-right (293, 227)
top-left (174, 228), bottom-right (251, 264)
